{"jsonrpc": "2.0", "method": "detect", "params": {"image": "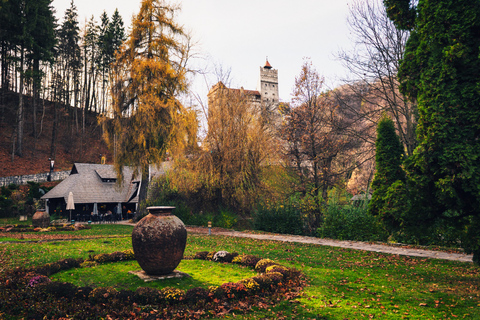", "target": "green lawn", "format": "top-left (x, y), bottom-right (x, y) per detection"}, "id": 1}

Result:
top-left (0, 223), bottom-right (478, 319)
